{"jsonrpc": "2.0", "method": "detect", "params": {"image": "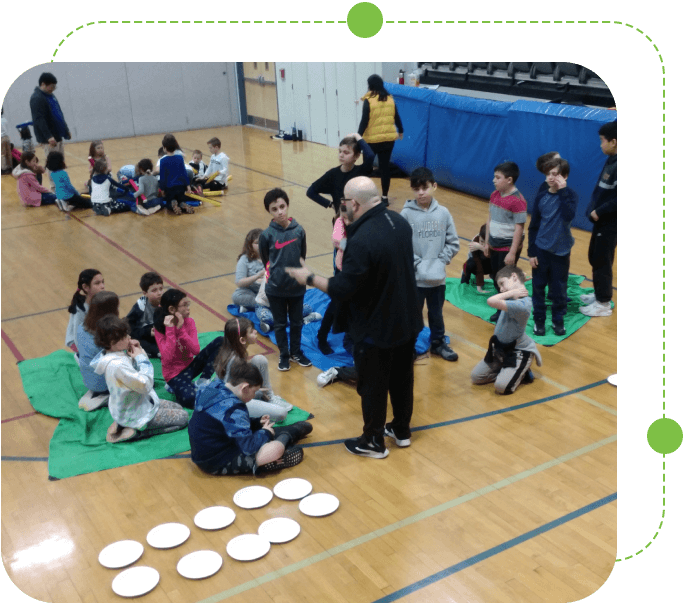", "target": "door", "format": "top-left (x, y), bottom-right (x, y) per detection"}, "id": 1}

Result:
top-left (307, 63), bottom-right (328, 145)
top-left (242, 62), bottom-right (279, 130)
